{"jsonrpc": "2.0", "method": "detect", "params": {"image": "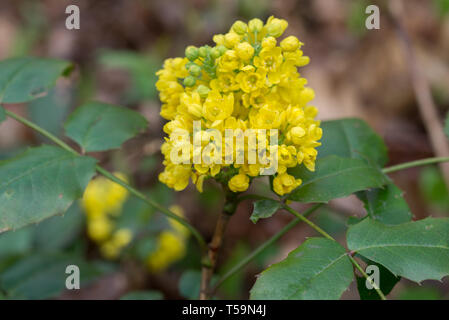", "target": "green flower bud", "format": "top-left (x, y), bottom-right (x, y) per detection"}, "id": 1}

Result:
top-left (210, 47), bottom-right (221, 59)
top-left (248, 18), bottom-right (263, 33)
top-left (183, 76), bottom-right (196, 87)
top-left (185, 46), bottom-right (199, 61)
top-left (216, 45), bottom-right (227, 55)
top-left (231, 20), bottom-right (247, 35)
top-left (198, 46), bottom-right (210, 58)
top-left (189, 64), bottom-right (202, 77)
top-left (196, 84), bottom-right (211, 98)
